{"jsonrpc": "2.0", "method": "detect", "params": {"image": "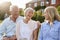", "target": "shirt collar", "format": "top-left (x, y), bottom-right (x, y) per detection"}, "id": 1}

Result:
top-left (8, 15), bottom-right (16, 23)
top-left (53, 20), bottom-right (58, 24)
top-left (45, 20), bottom-right (58, 25)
